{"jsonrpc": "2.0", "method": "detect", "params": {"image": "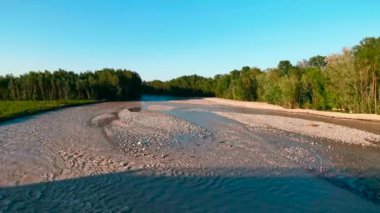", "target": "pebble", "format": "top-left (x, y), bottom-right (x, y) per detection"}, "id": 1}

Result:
top-left (120, 162), bottom-right (128, 167)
